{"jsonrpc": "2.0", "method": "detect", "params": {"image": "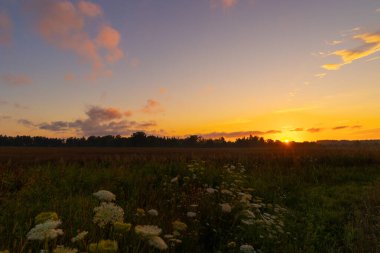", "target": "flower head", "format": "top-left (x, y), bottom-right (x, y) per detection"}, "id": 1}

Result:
top-left (172, 220), bottom-right (187, 232)
top-left (240, 244), bottom-right (255, 253)
top-left (148, 236), bottom-right (168, 250)
top-left (135, 225), bottom-right (162, 238)
top-left (93, 190), bottom-right (116, 202)
top-left (113, 222), bottom-right (132, 234)
top-left (71, 231), bottom-right (88, 243)
top-left (35, 212), bottom-right (59, 225)
top-left (93, 202), bottom-right (124, 228)
top-left (26, 220), bottom-right (63, 241)
top-left (147, 209), bottom-right (159, 216)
